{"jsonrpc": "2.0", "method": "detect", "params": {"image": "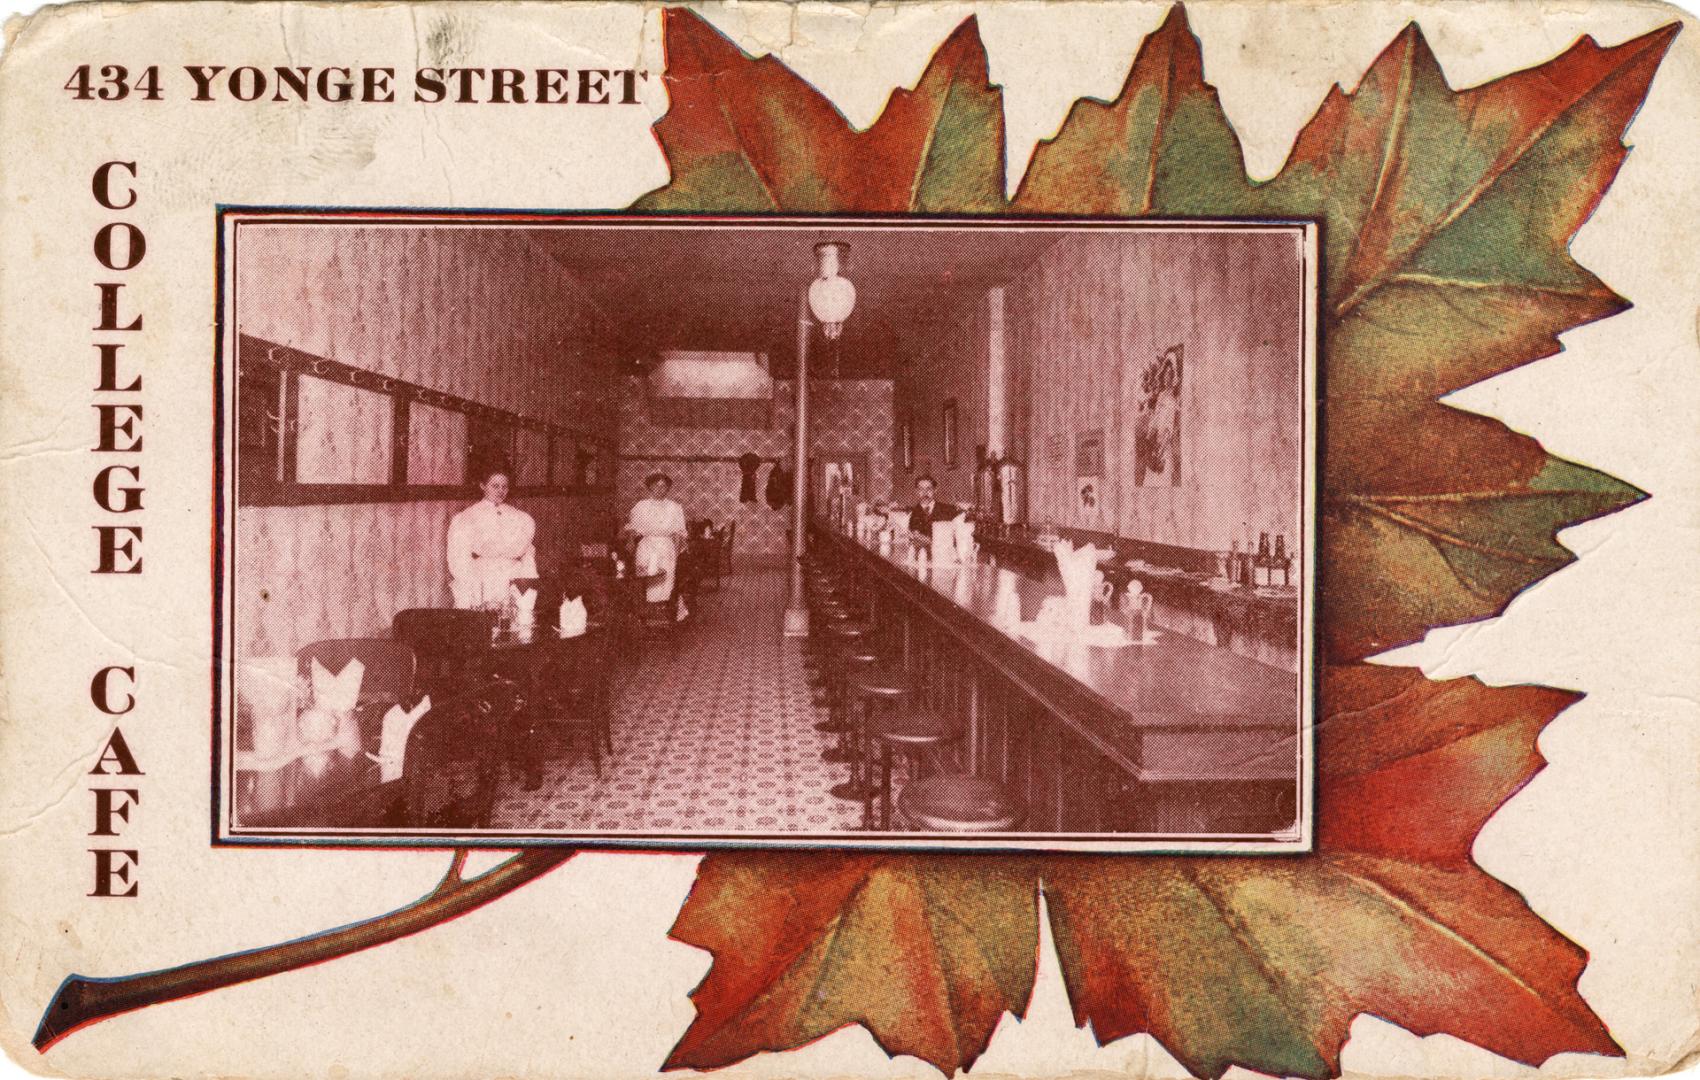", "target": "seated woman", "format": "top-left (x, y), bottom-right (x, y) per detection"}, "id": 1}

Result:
top-left (446, 462), bottom-right (537, 610)
top-left (624, 471), bottom-right (689, 621)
